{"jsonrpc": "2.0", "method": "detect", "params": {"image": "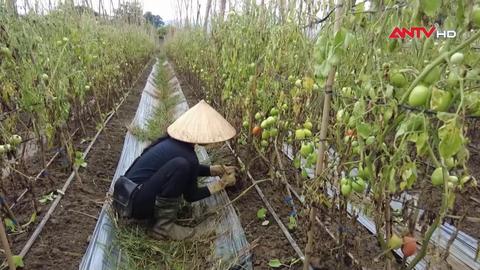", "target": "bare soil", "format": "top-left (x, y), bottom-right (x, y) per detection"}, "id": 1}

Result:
top-left (3, 60), bottom-right (154, 270)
